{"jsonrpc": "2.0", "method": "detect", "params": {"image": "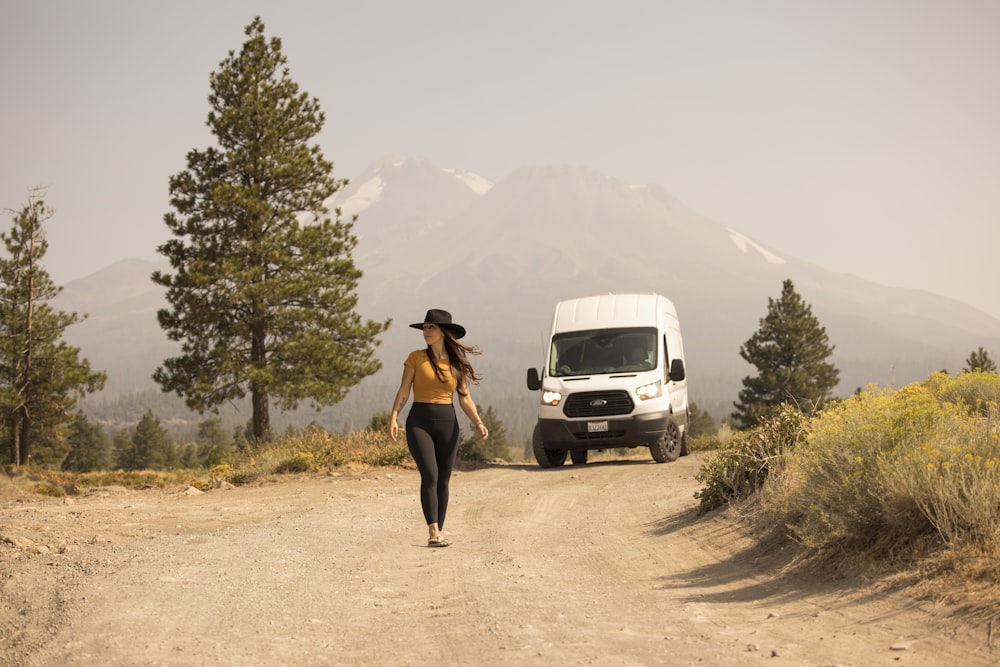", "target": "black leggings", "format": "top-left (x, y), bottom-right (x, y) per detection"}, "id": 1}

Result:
top-left (405, 402), bottom-right (460, 528)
